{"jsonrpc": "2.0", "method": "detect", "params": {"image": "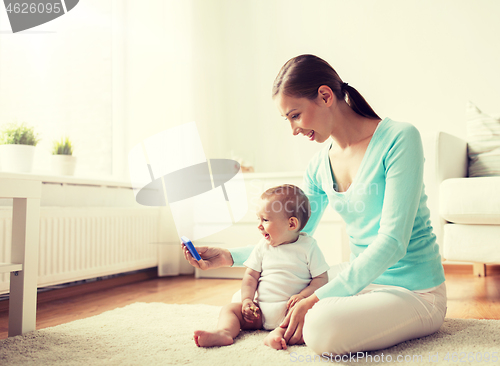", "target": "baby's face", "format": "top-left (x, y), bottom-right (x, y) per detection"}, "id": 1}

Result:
top-left (256, 198), bottom-right (299, 247)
